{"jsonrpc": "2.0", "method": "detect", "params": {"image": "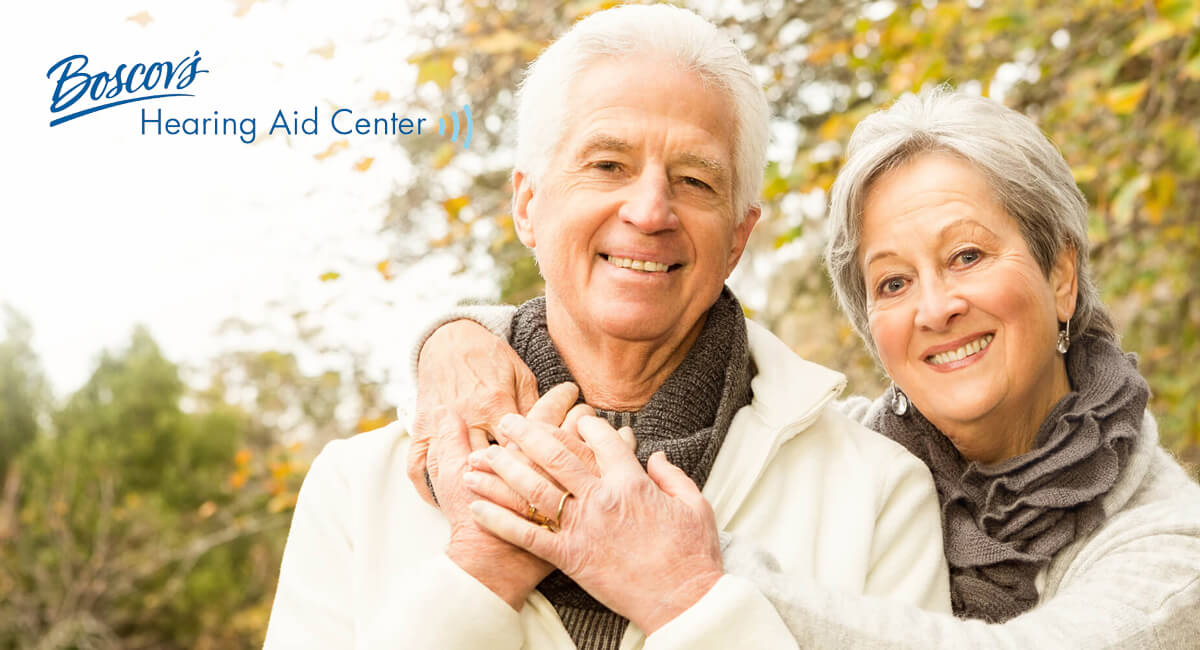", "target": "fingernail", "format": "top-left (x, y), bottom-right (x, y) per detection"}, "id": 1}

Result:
top-left (469, 501), bottom-right (487, 517)
top-left (463, 470), bottom-right (479, 486)
top-left (468, 450), bottom-right (486, 466)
